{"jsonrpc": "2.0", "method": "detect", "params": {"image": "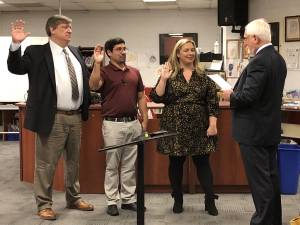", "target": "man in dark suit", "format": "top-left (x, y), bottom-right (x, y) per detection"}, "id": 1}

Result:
top-left (223, 18), bottom-right (287, 225)
top-left (7, 15), bottom-right (93, 220)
